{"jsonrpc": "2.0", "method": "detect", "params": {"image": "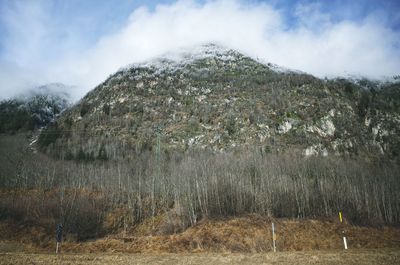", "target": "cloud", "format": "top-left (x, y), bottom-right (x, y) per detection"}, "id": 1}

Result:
top-left (1, 0), bottom-right (399, 100)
